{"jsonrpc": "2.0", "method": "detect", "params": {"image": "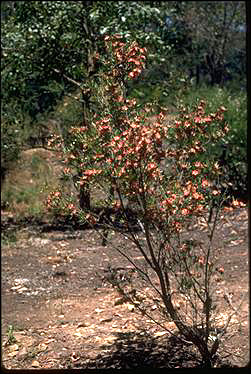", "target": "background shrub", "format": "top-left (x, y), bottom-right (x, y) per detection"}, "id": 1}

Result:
top-left (175, 84), bottom-right (247, 201)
